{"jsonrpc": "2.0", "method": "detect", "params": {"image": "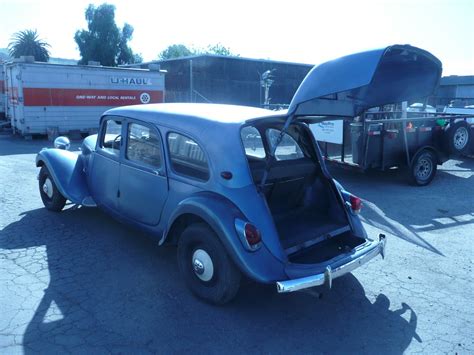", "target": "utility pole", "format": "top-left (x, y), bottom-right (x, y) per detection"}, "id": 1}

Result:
top-left (260, 69), bottom-right (275, 109)
top-left (189, 60), bottom-right (193, 103)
